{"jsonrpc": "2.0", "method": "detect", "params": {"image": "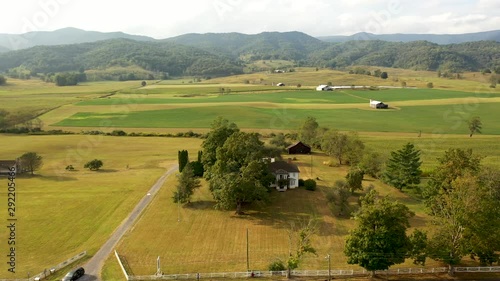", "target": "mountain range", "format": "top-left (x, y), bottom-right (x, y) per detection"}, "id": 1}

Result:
top-left (0, 28), bottom-right (499, 78)
top-left (1, 27), bottom-right (500, 52)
